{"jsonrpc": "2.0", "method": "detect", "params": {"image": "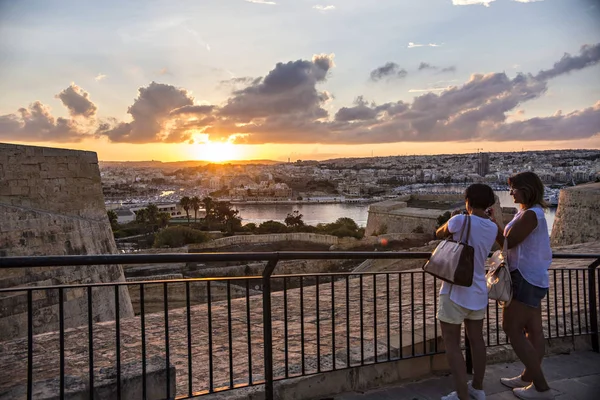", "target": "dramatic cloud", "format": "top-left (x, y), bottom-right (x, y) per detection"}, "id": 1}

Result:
top-left (535, 43), bottom-right (600, 81)
top-left (169, 105), bottom-right (215, 116)
top-left (56, 84), bottom-right (97, 118)
top-left (418, 62), bottom-right (436, 71)
top-left (313, 5), bottom-right (335, 11)
top-left (219, 54), bottom-right (335, 121)
top-left (245, 0), bottom-right (276, 4)
top-left (0, 101), bottom-right (86, 142)
top-left (97, 82), bottom-right (196, 143)
top-left (94, 74), bottom-right (107, 82)
top-left (370, 62), bottom-right (408, 81)
top-left (418, 63), bottom-right (456, 73)
top-left (452, 0), bottom-right (496, 6)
